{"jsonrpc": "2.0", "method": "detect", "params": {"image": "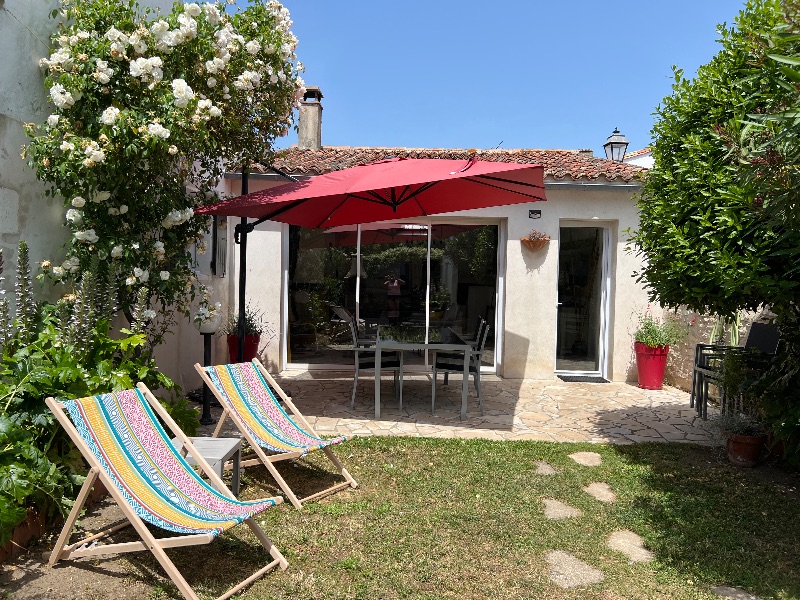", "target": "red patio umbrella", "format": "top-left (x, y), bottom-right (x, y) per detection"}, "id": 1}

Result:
top-left (197, 156), bottom-right (546, 227)
top-left (197, 157), bottom-right (546, 369)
